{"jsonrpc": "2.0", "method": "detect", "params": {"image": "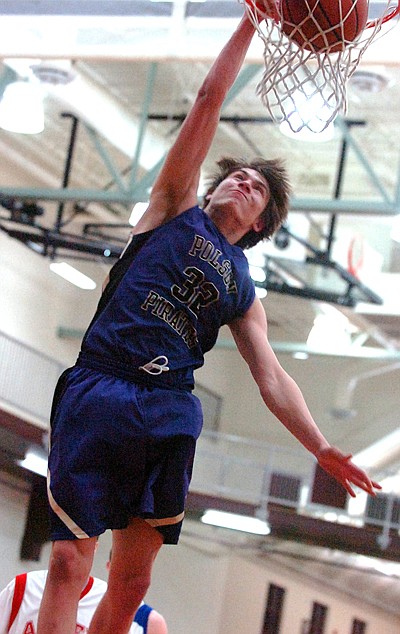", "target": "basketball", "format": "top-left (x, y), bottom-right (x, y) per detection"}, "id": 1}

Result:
top-left (280, 0), bottom-right (369, 53)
